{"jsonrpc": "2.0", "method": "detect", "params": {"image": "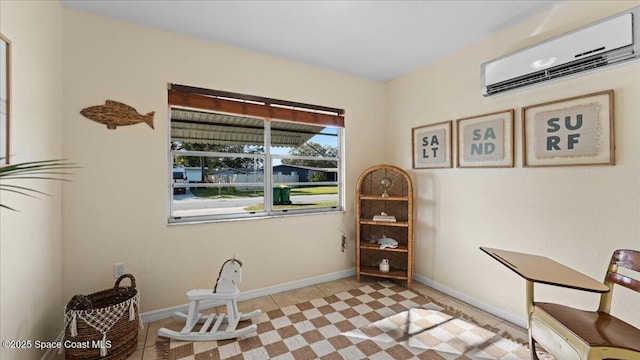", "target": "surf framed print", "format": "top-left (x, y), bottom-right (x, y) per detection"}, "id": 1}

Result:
top-left (522, 90), bottom-right (614, 167)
